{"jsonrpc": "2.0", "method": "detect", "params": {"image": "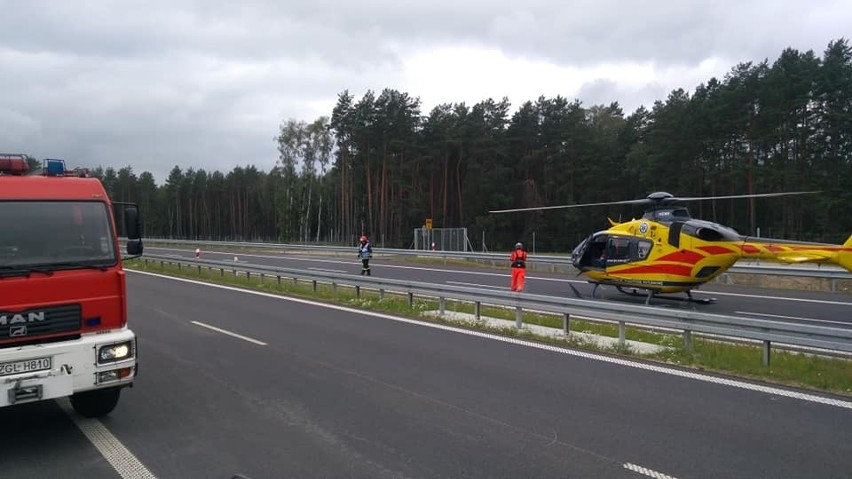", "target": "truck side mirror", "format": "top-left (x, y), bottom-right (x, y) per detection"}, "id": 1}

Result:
top-left (124, 206), bottom-right (143, 256)
top-left (124, 206), bottom-right (141, 240)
